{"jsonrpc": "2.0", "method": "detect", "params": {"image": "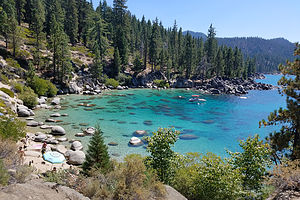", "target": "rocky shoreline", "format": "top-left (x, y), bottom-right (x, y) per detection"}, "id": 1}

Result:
top-left (61, 72), bottom-right (274, 96)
